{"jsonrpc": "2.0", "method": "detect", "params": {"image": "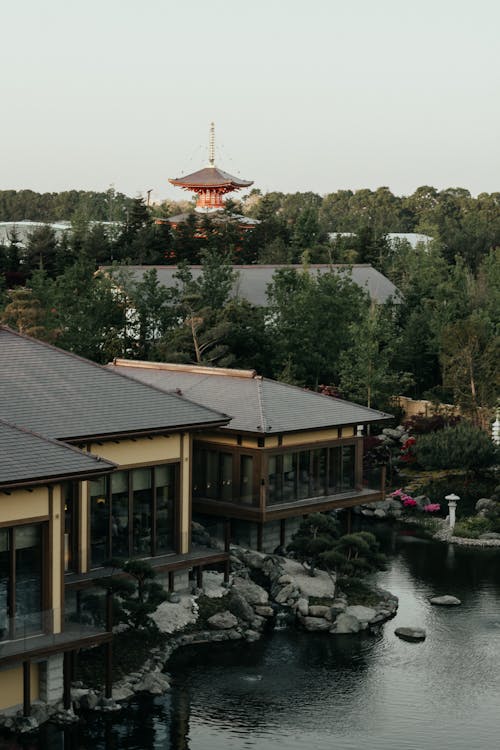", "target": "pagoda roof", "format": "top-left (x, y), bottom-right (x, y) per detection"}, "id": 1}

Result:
top-left (169, 166), bottom-right (253, 189)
